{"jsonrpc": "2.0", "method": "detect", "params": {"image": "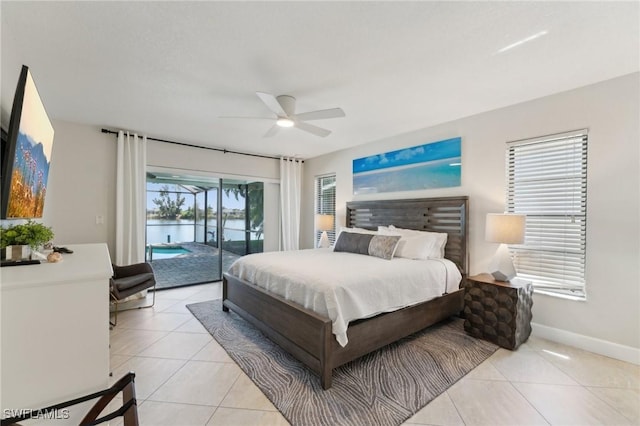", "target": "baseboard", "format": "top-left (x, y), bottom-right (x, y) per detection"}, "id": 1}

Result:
top-left (531, 322), bottom-right (640, 366)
